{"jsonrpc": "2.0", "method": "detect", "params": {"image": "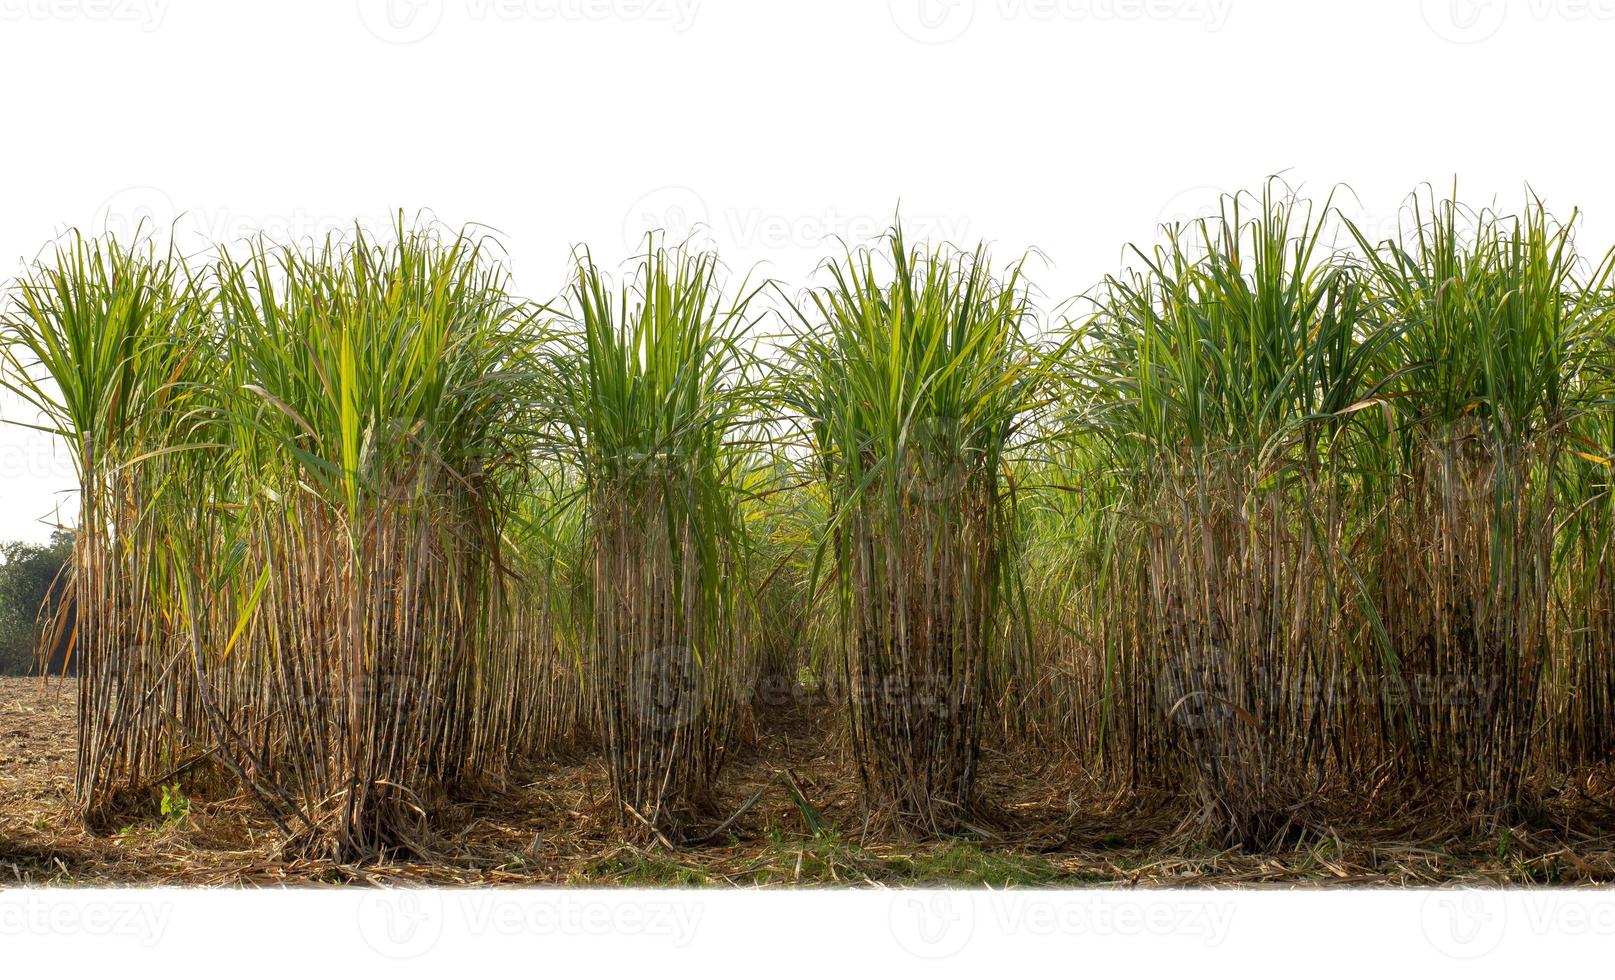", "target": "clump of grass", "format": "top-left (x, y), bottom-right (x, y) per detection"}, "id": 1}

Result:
top-left (1066, 182), bottom-right (1389, 847)
top-left (1, 230), bottom-right (214, 821)
top-left (533, 237), bottom-right (763, 840)
top-left (1348, 188), bottom-right (1615, 810)
top-left (584, 850), bottom-right (716, 886)
top-left (208, 217), bottom-right (531, 859)
top-left (1028, 182), bottom-right (1615, 845)
top-left (783, 225), bottom-right (1058, 835)
top-left (887, 841), bottom-right (1062, 886)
